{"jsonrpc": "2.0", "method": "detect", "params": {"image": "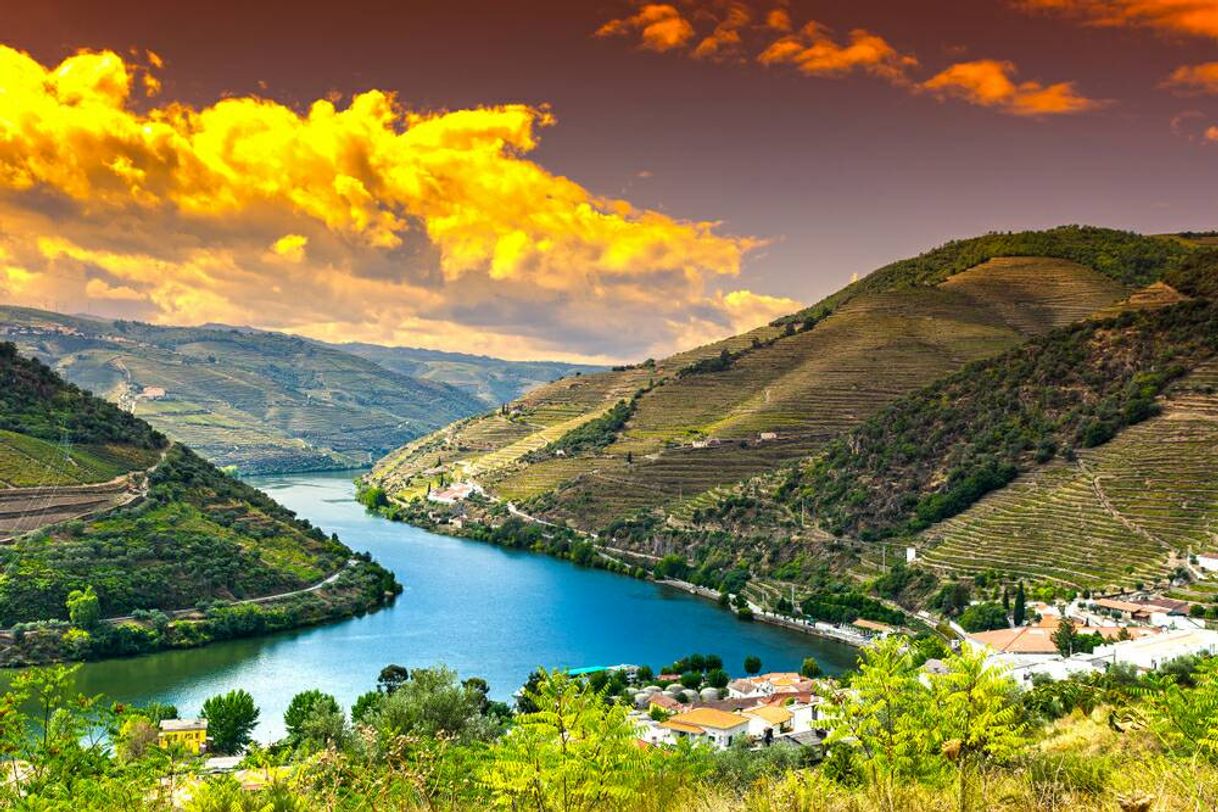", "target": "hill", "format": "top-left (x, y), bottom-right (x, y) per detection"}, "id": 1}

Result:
top-left (369, 227), bottom-right (1189, 533)
top-left (0, 308), bottom-right (487, 473)
top-left (330, 342), bottom-right (603, 406)
top-left (0, 343), bottom-right (399, 665)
